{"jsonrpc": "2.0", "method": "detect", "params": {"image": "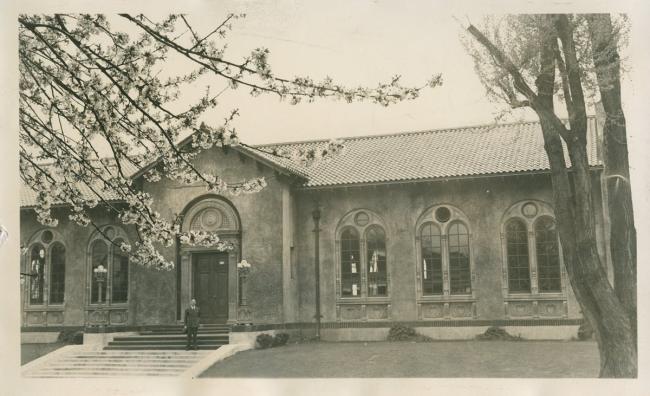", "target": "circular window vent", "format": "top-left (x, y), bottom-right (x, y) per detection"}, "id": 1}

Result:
top-left (104, 226), bottom-right (116, 240)
top-left (521, 202), bottom-right (538, 218)
top-left (354, 212), bottom-right (370, 227)
top-left (434, 207), bottom-right (451, 223)
top-left (41, 230), bottom-right (54, 244)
